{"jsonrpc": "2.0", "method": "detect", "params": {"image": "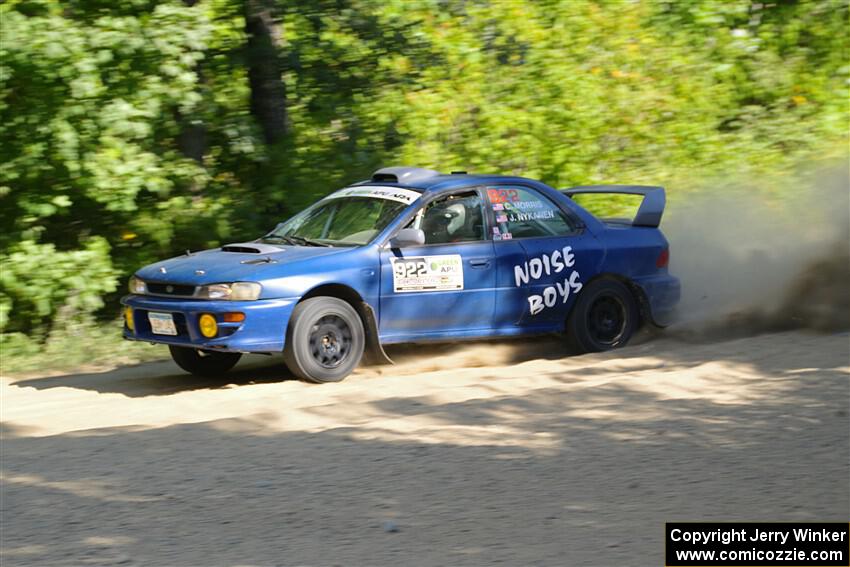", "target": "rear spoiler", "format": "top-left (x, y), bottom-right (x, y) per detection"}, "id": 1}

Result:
top-left (560, 185), bottom-right (666, 228)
